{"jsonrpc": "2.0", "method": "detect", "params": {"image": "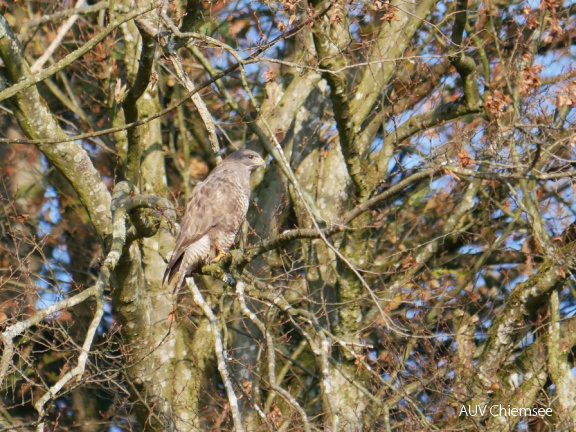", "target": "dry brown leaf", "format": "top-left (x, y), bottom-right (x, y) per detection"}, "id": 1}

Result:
top-left (242, 380), bottom-right (252, 396)
top-left (330, 4), bottom-right (343, 25)
top-left (12, 213), bottom-right (30, 223)
top-left (544, 16), bottom-right (562, 43)
top-left (520, 64), bottom-right (544, 95)
top-left (522, 7), bottom-right (540, 29)
top-left (400, 254), bottom-right (416, 270)
top-left (539, 0), bottom-right (560, 14)
top-left (261, 68), bottom-right (276, 83)
top-left (380, 6), bottom-right (399, 21)
top-left (457, 151), bottom-right (472, 167)
top-left (267, 403), bottom-right (282, 428)
top-left (485, 90), bottom-right (512, 118)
